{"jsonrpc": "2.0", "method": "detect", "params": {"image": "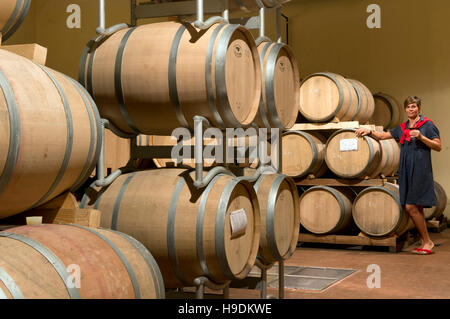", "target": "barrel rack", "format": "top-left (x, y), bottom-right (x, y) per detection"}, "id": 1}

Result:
top-left (97, 111), bottom-right (286, 298)
top-left (291, 121), bottom-right (422, 253)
